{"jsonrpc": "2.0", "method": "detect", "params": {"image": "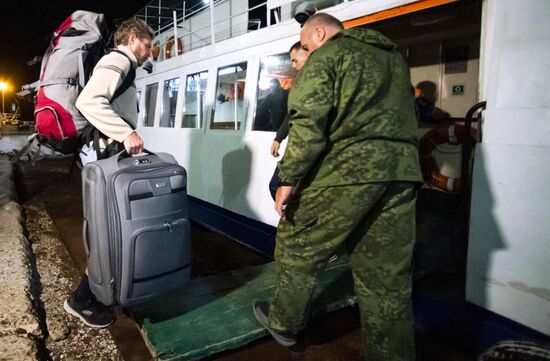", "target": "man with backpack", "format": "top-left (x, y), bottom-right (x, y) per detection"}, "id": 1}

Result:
top-left (63, 18), bottom-right (154, 328)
